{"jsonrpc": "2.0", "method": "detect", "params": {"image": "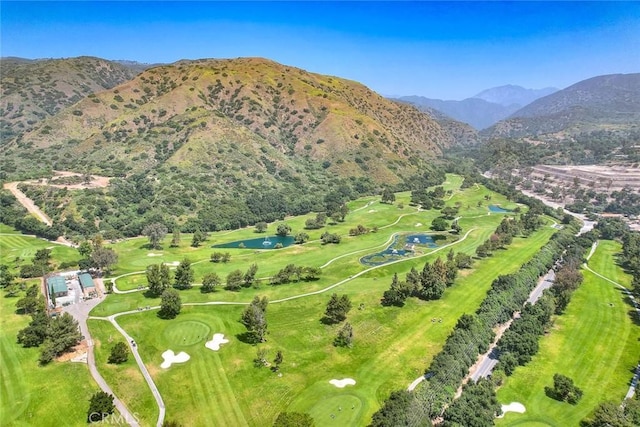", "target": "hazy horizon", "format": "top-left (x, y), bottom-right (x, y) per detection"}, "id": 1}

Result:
top-left (2, 1), bottom-right (639, 100)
